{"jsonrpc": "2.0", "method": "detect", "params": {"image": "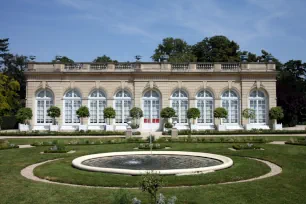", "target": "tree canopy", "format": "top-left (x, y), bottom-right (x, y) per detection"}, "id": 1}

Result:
top-left (0, 73), bottom-right (20, 117)
top-left (52, 56), bottom-right (74, 63)
top-left (192, 35), bottom-right (240, 62)
top-left (93, 55), bottom-right (117, 63)
top-left (151, 37), bottom-right (196, 62)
